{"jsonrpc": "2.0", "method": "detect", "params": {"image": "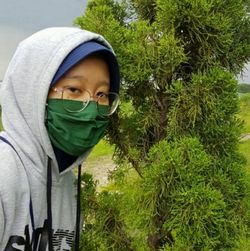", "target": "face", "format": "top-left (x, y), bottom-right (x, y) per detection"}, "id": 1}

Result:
top-left (48, 56), bottom-right (110, 101)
